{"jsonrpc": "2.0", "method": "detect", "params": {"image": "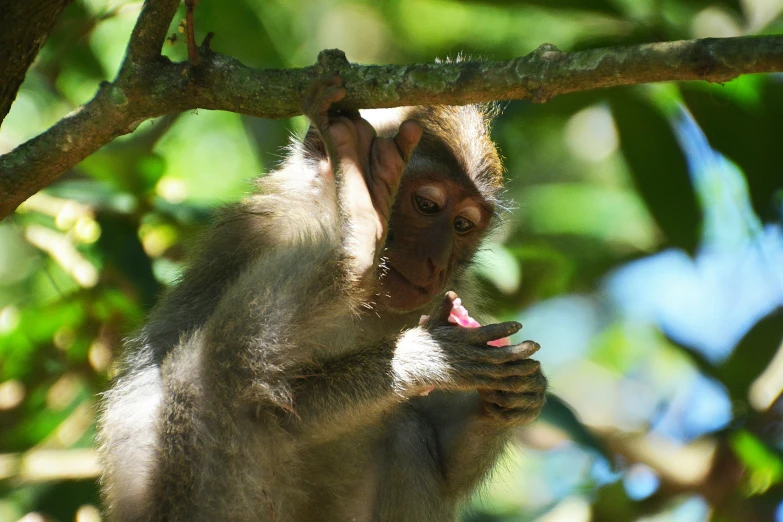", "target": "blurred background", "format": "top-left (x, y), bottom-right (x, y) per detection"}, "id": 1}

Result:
top-left (1, 0), bottom-right (783, 520)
